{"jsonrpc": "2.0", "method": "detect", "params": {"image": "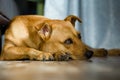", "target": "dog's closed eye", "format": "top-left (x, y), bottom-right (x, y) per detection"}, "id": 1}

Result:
top-left (64, 38), bottom-right (73, 44)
